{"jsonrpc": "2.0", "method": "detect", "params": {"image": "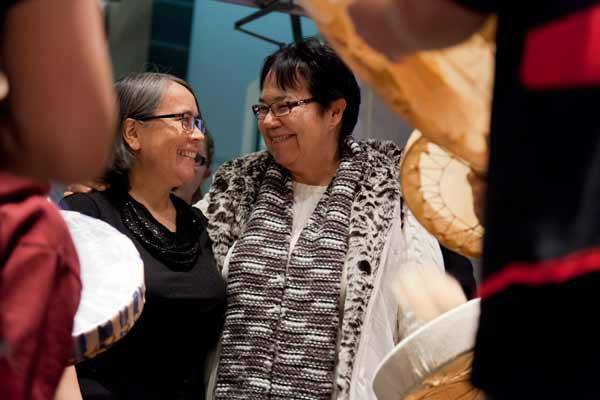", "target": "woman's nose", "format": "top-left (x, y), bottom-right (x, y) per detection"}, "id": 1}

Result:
top-left (262, 110), bottom-right (281, 128)
top-left (189, 128), bottom-right (205, 141)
